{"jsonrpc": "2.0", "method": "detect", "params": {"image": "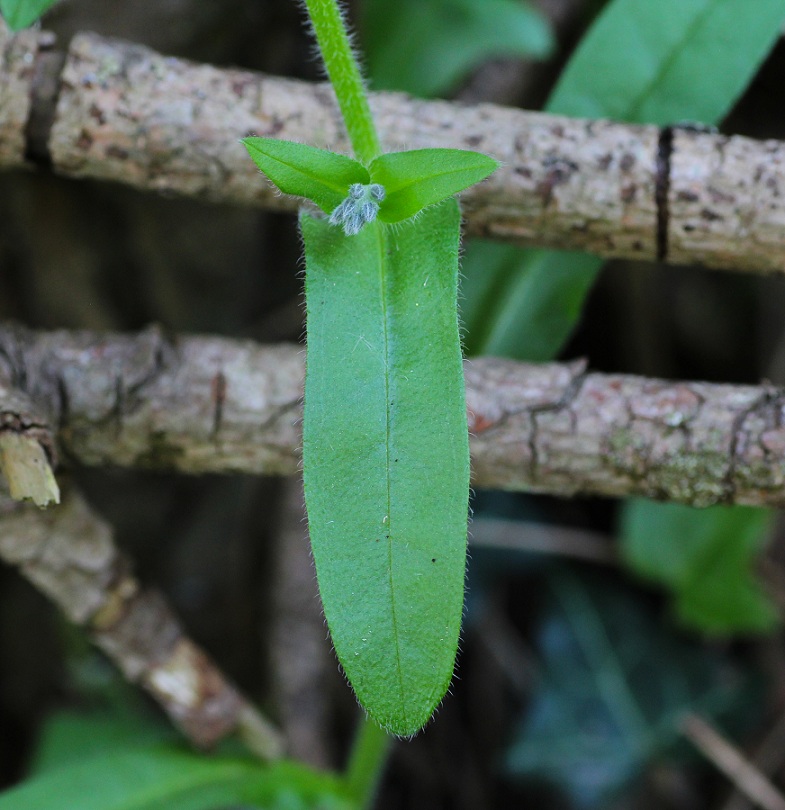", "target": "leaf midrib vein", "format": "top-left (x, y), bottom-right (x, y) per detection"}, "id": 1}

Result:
top-left (374, 222), bottom-right (408, 728)
top-left (268, 153), bottom-right (349, 193)
top-left (386, 162), bottom-right (488, 195)
top-left (625, 1), bottom-right (718, 123)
